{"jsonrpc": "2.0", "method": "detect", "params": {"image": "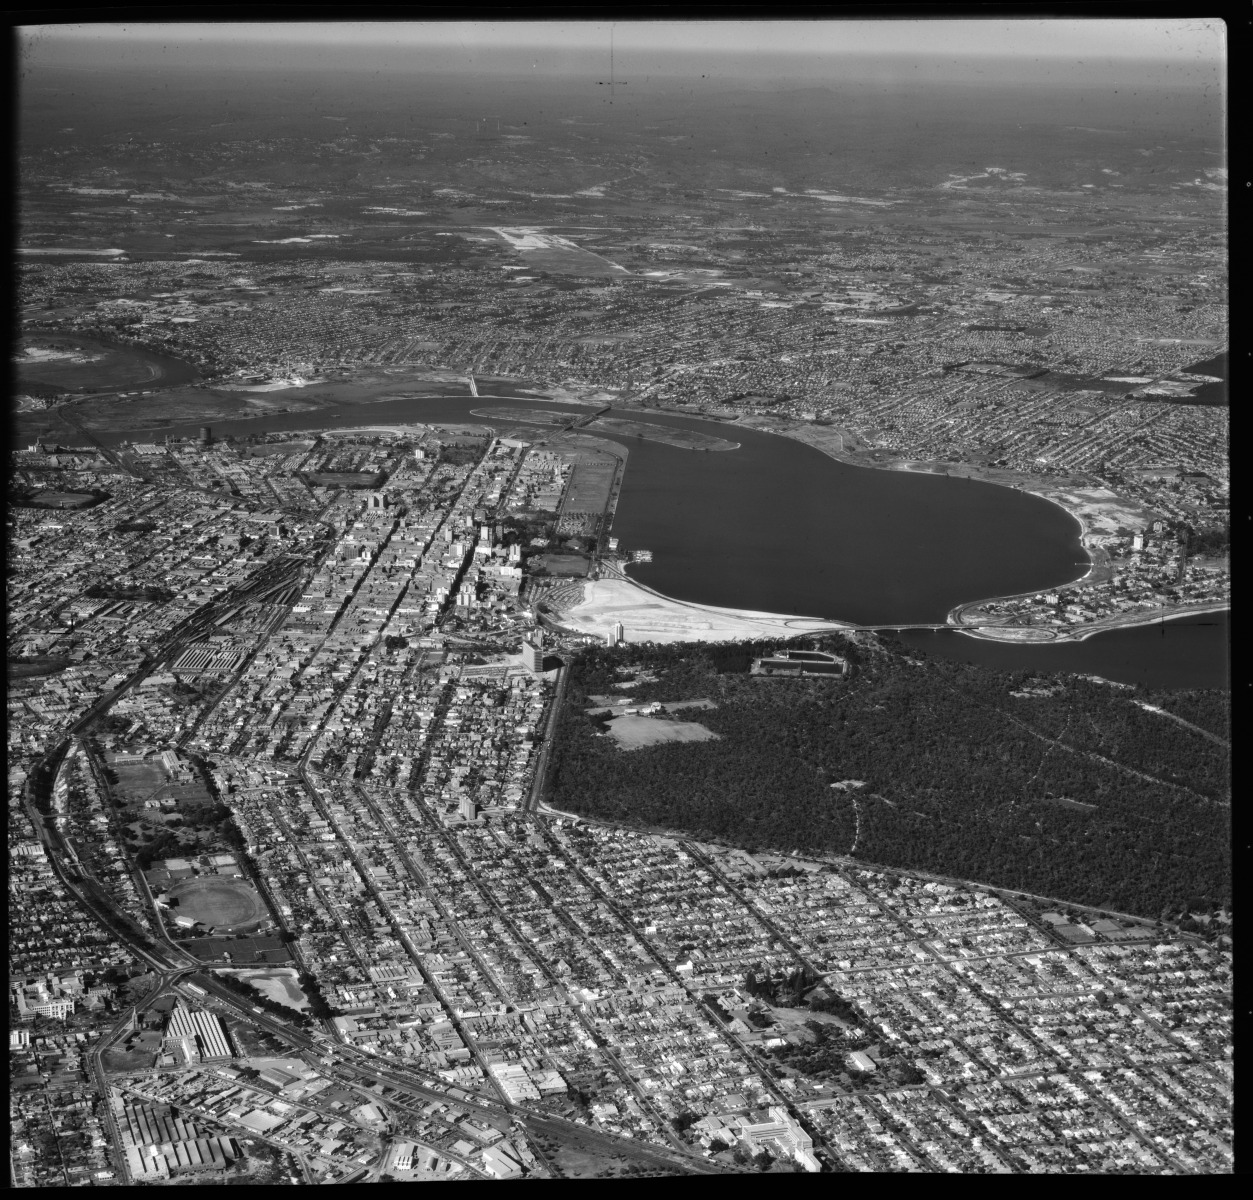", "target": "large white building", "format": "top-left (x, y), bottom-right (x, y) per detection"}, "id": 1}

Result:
top-left (737, 1106), bottom-right (821, 1172)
